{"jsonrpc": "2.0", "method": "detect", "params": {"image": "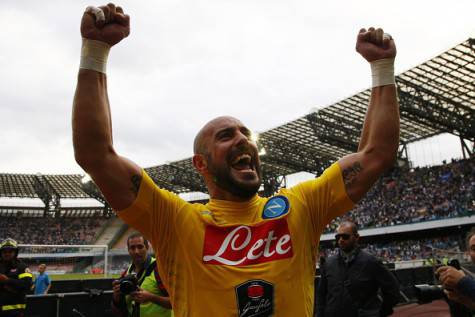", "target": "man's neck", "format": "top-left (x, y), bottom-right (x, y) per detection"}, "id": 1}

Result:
top-left (133, 263), bottom-right (144, 273)
top-left (133, 257), bottom-right (148, 273)
top-left (206, 181), bottom-right (258, 202)
top-left (209, 188), bottom-right (257, 202)
top-left (340, 247), bottom-right (359, 264)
